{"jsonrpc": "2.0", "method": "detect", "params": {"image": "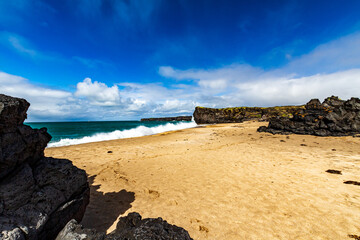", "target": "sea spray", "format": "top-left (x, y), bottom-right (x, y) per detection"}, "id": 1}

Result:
top-left (47, 121), bottom-right (197, 147)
